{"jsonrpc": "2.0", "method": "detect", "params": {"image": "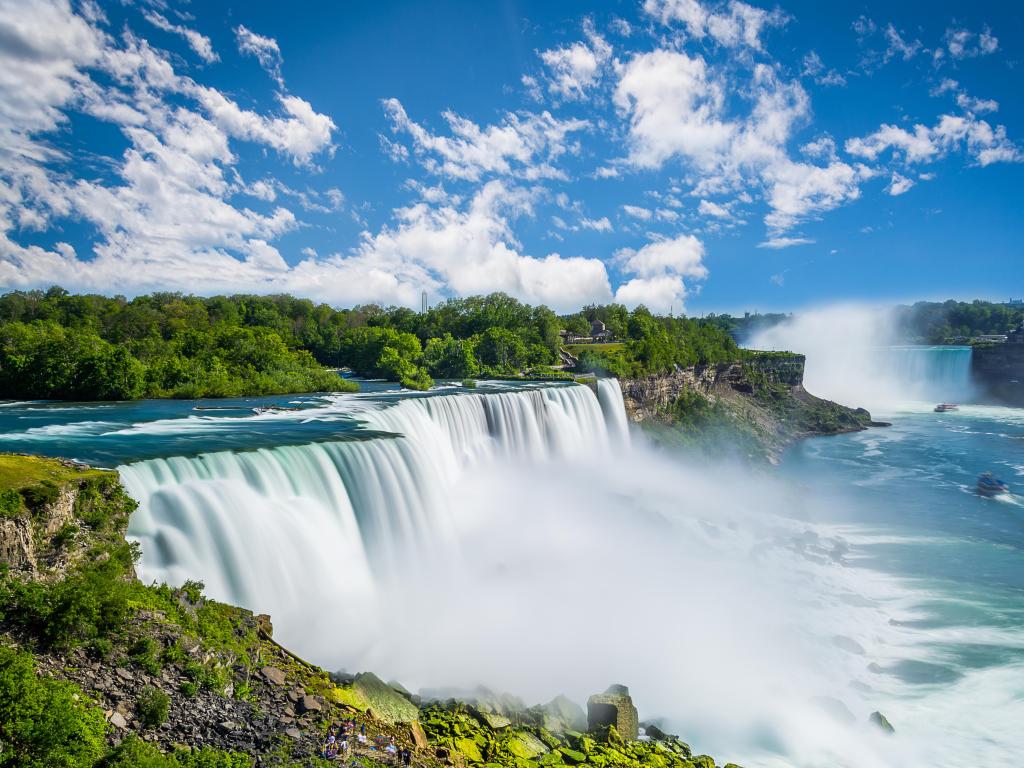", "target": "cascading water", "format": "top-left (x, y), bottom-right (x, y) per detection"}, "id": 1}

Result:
top-left (96, 372), bottom-right (1023, 768)
top-left (122, 383), bottom-right (626, 645)
top-left (749, 306), bottom-right (975, 409)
